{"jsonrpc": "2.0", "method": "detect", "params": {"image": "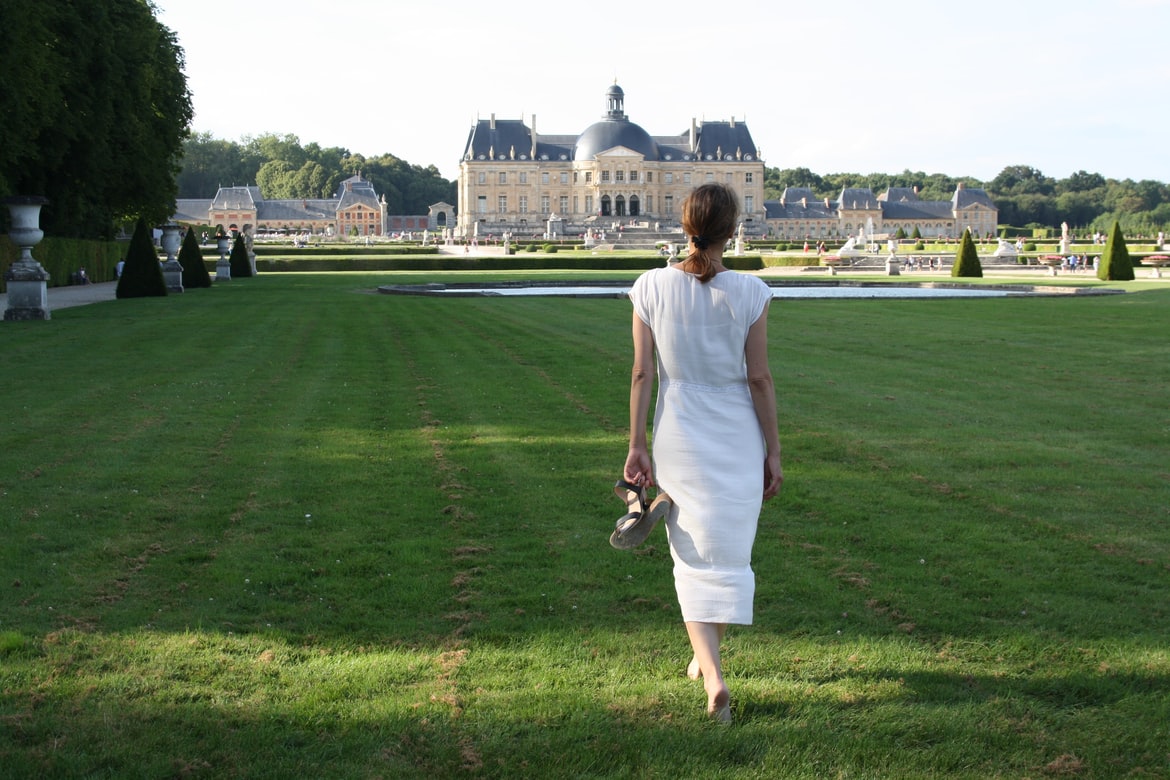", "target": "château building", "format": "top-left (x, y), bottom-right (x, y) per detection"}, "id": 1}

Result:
top-left (767, 183), bottom-right (998, 241)
top-left (173, 175), bottom-right (455, 237)
top-left (458, 83), bottom-right (998, 241)
top-left (457, 83), bottom-right (765, 238)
